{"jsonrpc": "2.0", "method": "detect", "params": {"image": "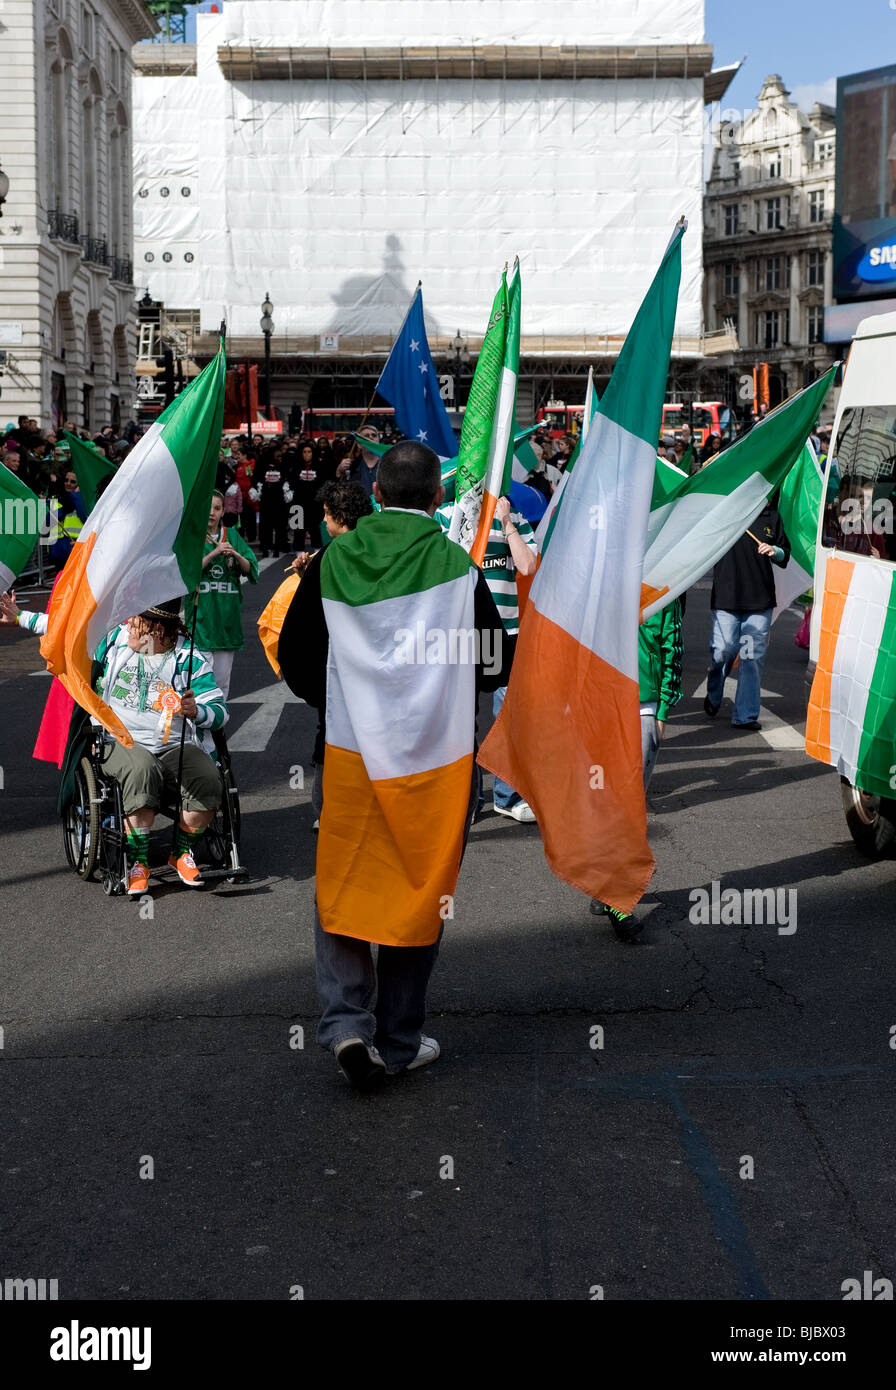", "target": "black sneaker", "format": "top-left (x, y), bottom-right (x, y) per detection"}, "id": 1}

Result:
top-left (333, 1038), bottom-right (386, 1092)
top-left (732, 720), bottom-right (761, 731)
top-left (606, 906), bottom-right (644, 943)
top-left (703, 695), bottom-right (720, 718)
top-left (589, 899), bottom-right (608, 916)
